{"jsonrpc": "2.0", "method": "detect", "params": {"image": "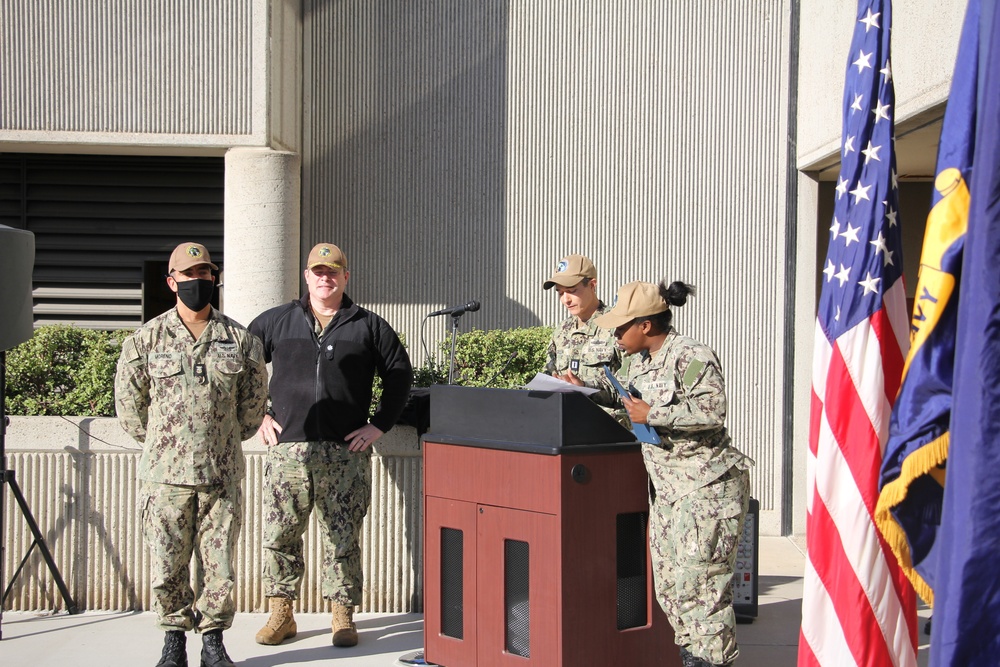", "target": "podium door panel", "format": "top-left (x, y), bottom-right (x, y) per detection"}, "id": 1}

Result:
top-left (477, 505), bottom-right (560, 667)
top-left (425, 496), bottom-right (479, 667)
